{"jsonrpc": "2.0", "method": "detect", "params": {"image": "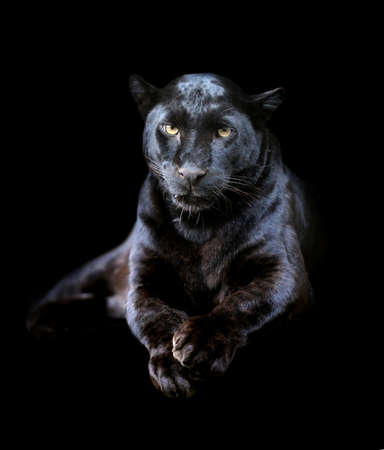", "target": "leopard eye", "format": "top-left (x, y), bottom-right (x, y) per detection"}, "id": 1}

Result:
top-left (217, 127), bottom-right (232, 138)
top-left (164, 124), bottom-right (179, 136)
